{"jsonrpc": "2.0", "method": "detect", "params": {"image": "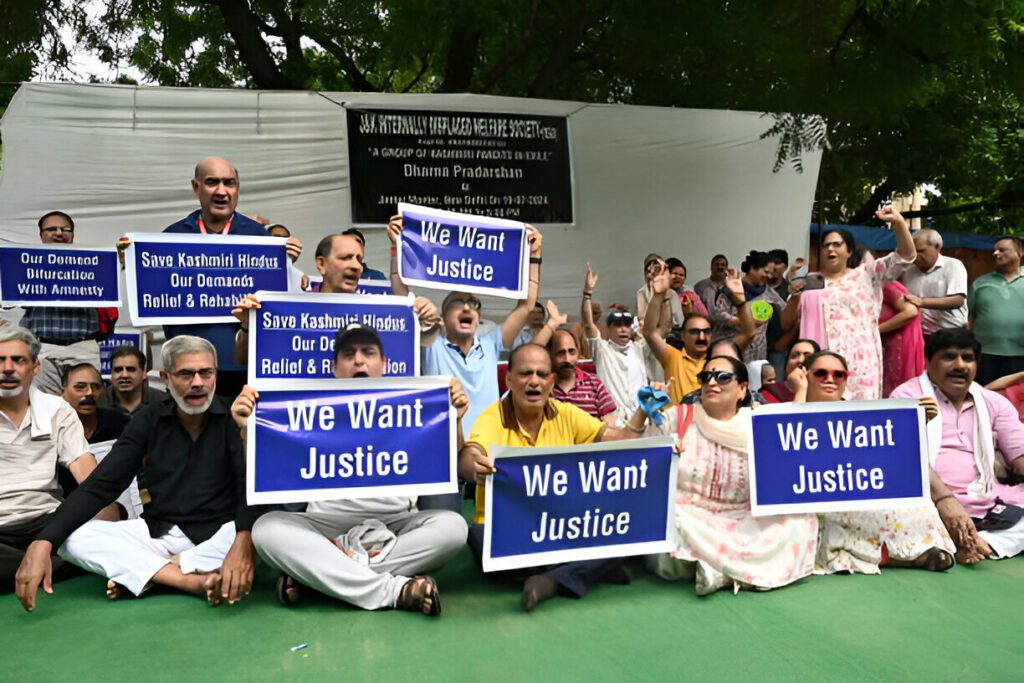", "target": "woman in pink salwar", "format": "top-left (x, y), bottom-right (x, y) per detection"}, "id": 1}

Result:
top-left (879, 280), bottom-right (925, 397)
top-left (781, 206), bottom-right (918, 400)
